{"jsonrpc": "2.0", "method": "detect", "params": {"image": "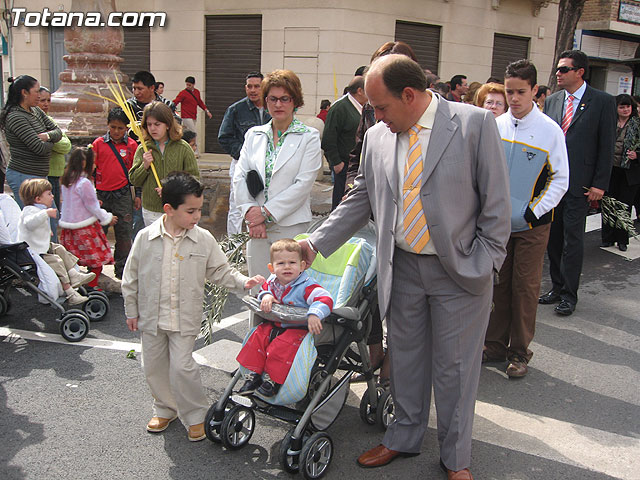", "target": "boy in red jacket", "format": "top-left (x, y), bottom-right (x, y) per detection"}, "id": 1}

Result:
top-left (92, 107), bottom-right (139, 279)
